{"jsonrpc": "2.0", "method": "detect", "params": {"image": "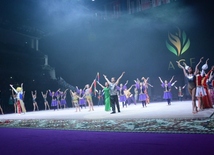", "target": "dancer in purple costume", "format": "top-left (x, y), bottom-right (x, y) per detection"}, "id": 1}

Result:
top-left (48, 90), bottom-right (57, 110)
top-left (138, 82), bottom-right (147, 107)
top-left (117, 80), bottom-right (128, 108)
top-left (142, 77), bottom-right (153, 105)
top-left (76, 86), bottom-right (86, 109)
top-left (124, 84), bottom-right (136, 105)
top-left (55, 89), bottom-right (61, 109)
top-left (60, 89), bottom-right (68, 109)
top-left (158, 76), bottom-right (177, 105)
